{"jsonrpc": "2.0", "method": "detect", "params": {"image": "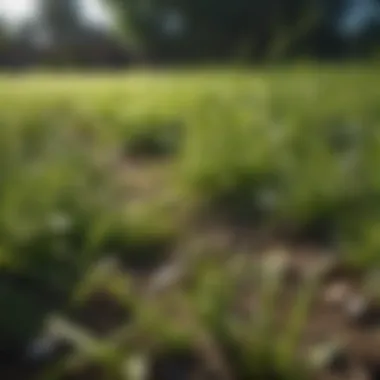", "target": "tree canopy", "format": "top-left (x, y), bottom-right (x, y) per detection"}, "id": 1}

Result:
top-left (106, 0), bottom-right (380, 62)
top-left (106, 0), bottom-right (338, 61)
